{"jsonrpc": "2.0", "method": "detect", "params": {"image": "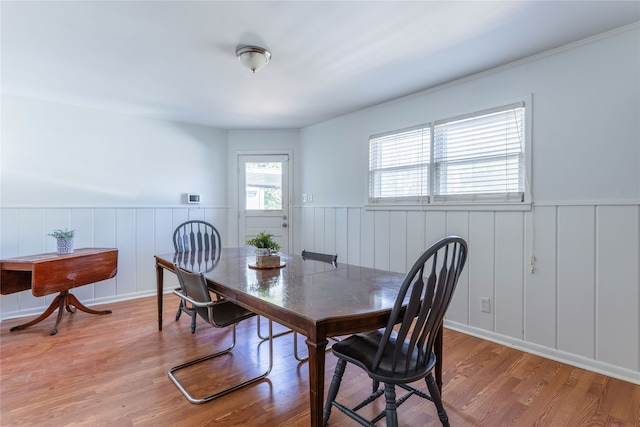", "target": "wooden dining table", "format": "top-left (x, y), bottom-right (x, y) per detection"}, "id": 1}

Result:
top-left (154, 247), bottom-right (443, 427)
